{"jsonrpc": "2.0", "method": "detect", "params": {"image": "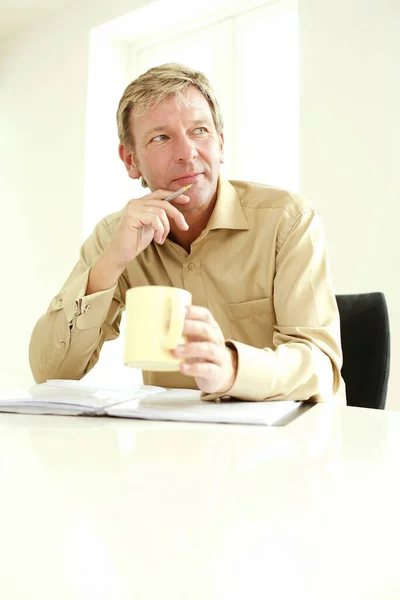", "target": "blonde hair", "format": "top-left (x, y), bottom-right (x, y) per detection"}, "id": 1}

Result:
top-left (116, 63), bottom-right (224, 152)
